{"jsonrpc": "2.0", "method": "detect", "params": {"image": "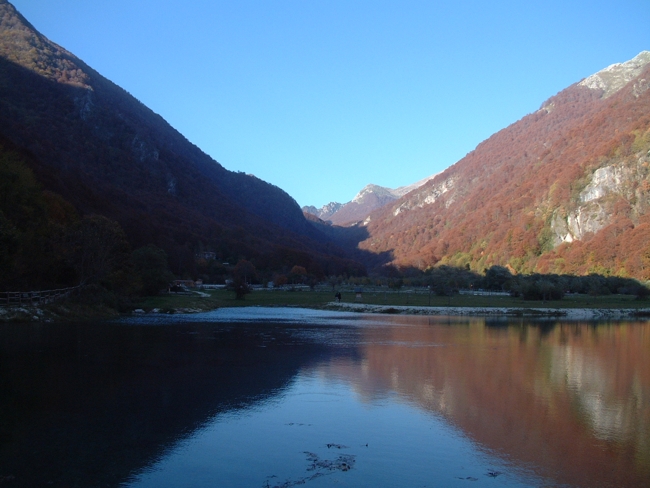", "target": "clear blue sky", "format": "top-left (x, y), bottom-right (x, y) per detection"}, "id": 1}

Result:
top-left (10, 0), bottom-right (650, 208)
